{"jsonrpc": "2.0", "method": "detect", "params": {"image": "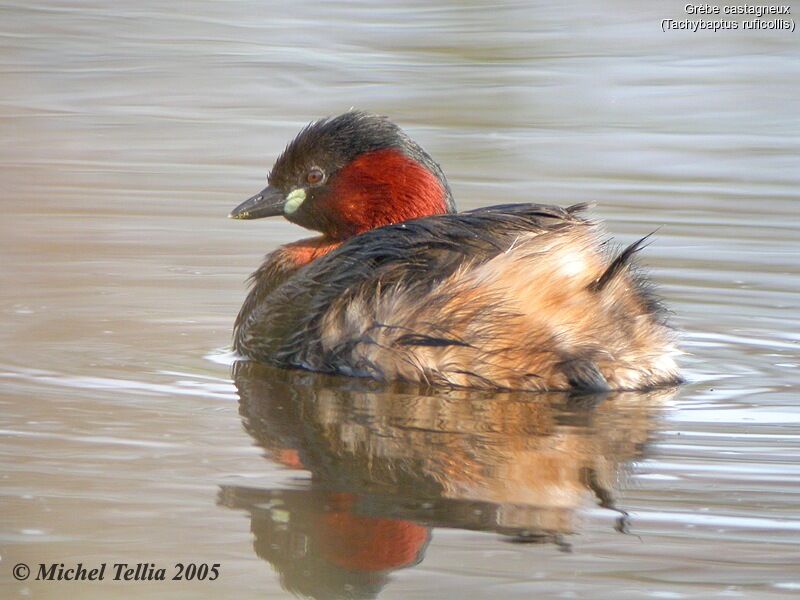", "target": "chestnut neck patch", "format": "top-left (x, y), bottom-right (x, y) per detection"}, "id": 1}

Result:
top-left (320, 148), bottom-right (451, 239)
